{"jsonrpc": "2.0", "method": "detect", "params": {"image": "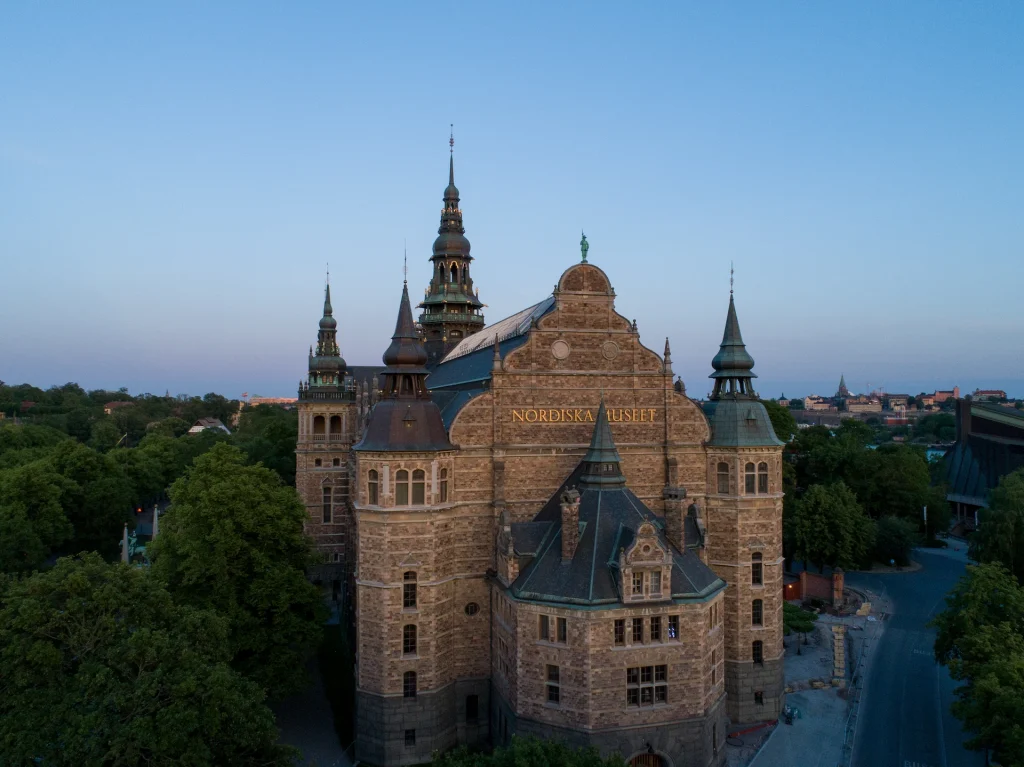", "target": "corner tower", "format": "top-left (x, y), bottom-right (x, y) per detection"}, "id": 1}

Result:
top-left (296, 279), bottom-right (359, 581)
top-left (702, 288), bottom-right (785, 726)
top-left (418, 134), bottom-right (485, 366)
